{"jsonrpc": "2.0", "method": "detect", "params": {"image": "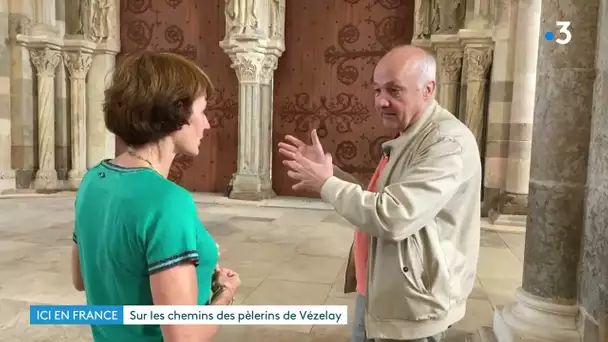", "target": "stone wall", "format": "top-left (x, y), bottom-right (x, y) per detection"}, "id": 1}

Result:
top-left (0, 0), bottom-right (119, 193)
